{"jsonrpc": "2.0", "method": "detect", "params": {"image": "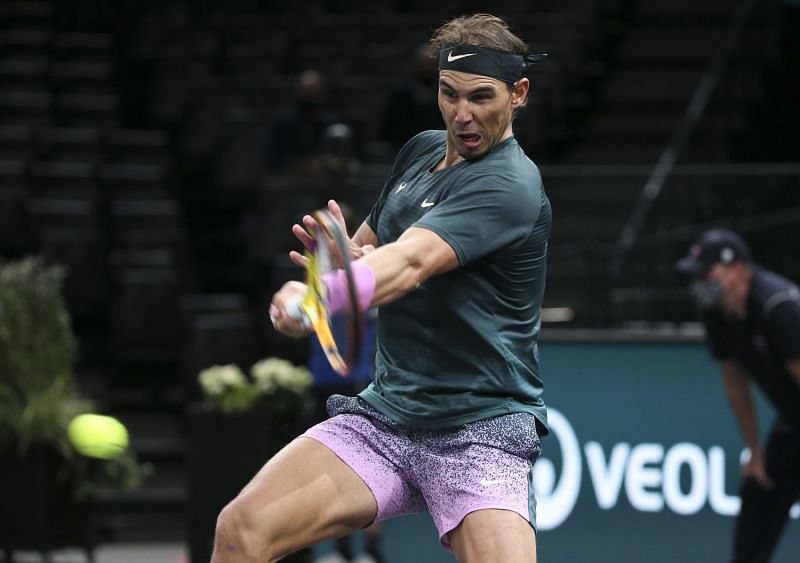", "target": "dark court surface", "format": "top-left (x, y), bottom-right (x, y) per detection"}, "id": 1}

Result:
top-left (2, 514), bottom-right (453, 563)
